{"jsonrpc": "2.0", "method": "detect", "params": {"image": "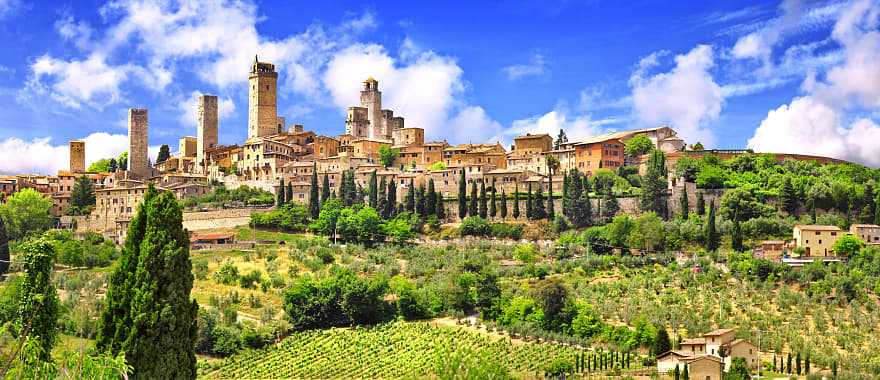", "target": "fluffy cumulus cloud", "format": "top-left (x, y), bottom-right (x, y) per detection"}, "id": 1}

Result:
top-left (24, 53), bottom-right (129, 109)
top-left (176, 91), bottom-right (236, 130)
top-left (748, 0), bottom-right (880, 167)
top-left (0, 132), bottom-right (129, 174)
top-left (630, 45), bottom-right (723, 147)
top-left (503, 54), bottom-right (547, 81)
top-left (507, 107), bottom-right (623, 145)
